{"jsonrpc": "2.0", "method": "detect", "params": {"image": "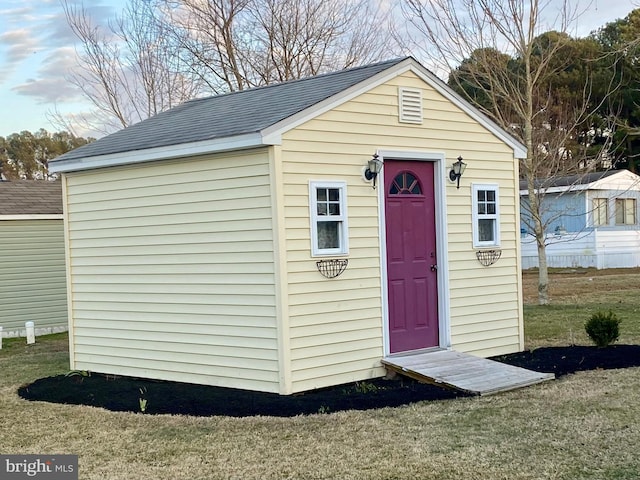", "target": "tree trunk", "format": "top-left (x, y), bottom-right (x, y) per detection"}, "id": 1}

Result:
top-left (523, 49), bottom-right (549, 306)
top-left (535, 223), bottom-right (549, 305)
